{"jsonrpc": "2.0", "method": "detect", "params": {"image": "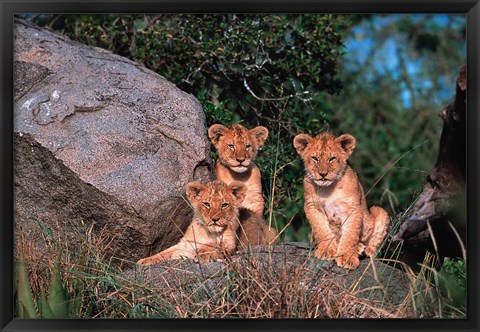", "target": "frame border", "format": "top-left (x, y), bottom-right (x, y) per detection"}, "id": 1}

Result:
top-left (1, 1), bottom-right (479, 331)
